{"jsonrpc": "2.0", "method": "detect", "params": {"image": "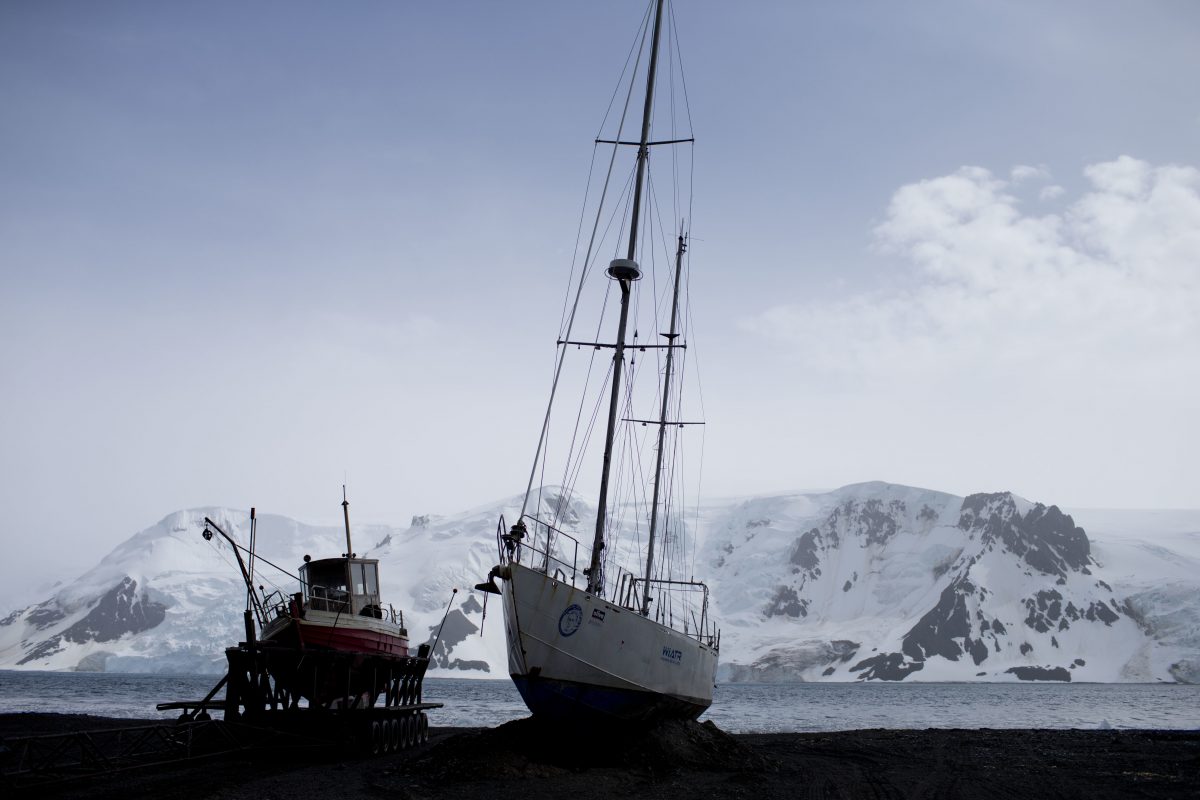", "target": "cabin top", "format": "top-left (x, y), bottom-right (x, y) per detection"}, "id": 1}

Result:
top-left (300, 557), bottom-right (382, 617)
